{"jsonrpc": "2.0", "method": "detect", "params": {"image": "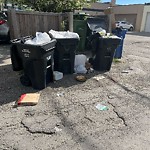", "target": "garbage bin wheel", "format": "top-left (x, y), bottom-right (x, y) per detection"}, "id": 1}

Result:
top-left (20, 75), bottom-right (31, 87)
